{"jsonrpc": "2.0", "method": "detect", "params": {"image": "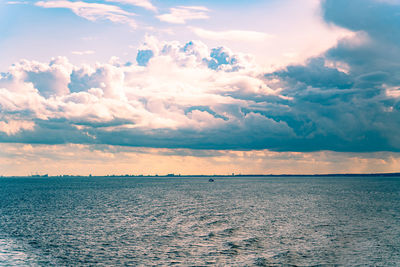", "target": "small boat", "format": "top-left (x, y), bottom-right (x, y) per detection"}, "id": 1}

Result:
top-left (208, 178), bottom-right (215, 182)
